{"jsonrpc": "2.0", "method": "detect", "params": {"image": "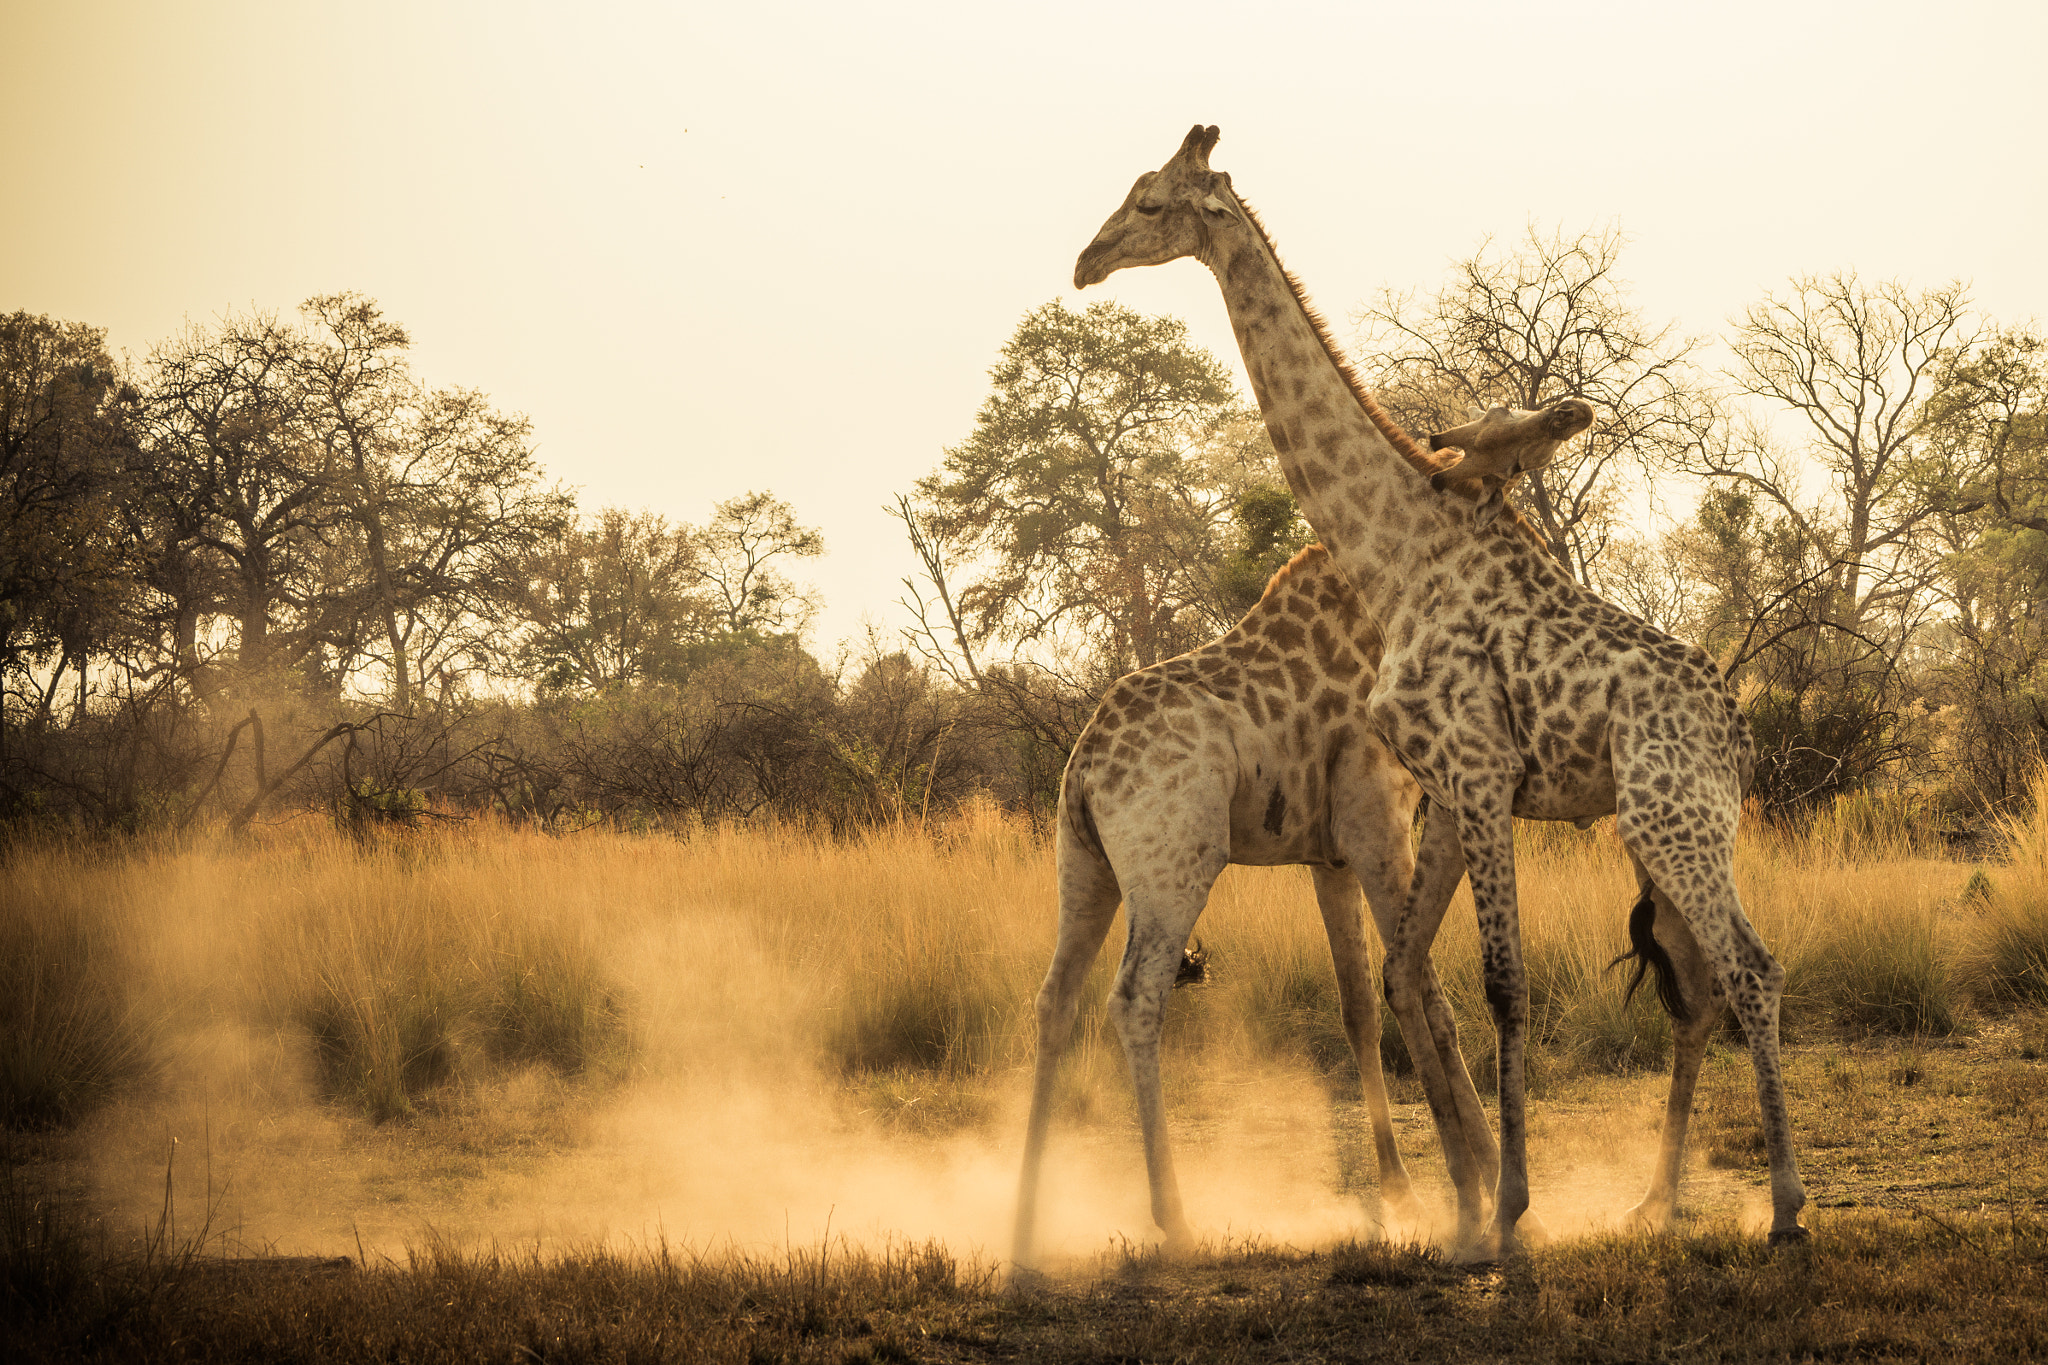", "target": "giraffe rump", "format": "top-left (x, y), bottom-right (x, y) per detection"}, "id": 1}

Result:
top-left (1610, 886), bottom-right (1692, 1024)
